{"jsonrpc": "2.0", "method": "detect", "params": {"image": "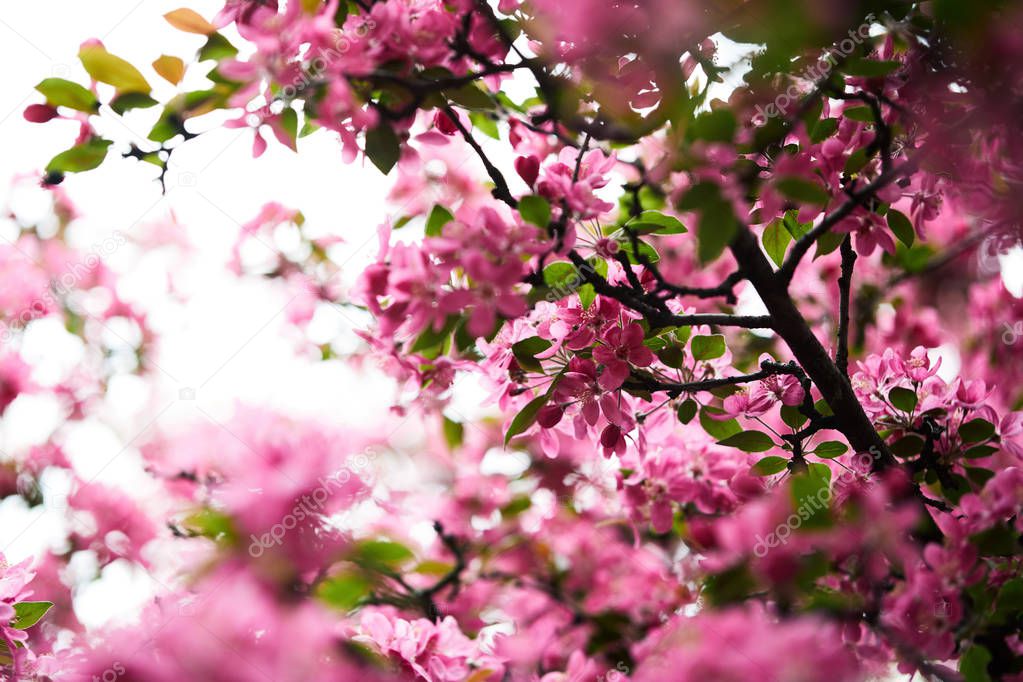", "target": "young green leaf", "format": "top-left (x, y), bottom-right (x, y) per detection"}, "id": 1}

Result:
top-left (46, 139), bottom-right (112, 173)
top-left (813, 441), bottom-right (848, 459)
top-left (518, 195), bottom-right (551, 227)
top-left (699, 406), bottom-right (741, 440)
top-left (717, 430), bottom-right (775, 452)
top-left (79, 44), bottom-right (151, 94)
top-left (763, 218), bottom-right (792, 267)
top-left (505, 394), bottom-right (549, 446)
top-left (691, 334), bottom-right (726, 361)
top-left (35, 78), bottom-right (99, 113)
top-left (425, 205), bottom-right (454, 237)
top-left (887, 386), bottom-right (918, 413)
top-left (625, 210), bottom-right (687, 235)
top-left (676, 398), bottom-right (698, 424)
top-left (12, 602), bottom-right (53, 630)
top-left (887, 209), bottom-right (915, 247)
top-left (959, 418), bottom-right (995, 444)
top-left (365, 125), bottom-right (400, 174)
top-left (752, 456), bottom-right (787, 476)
